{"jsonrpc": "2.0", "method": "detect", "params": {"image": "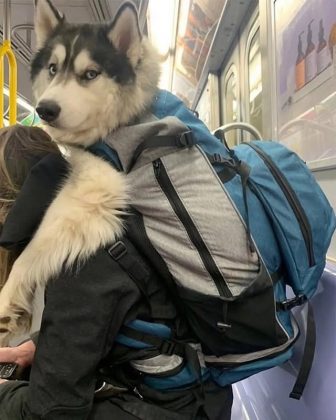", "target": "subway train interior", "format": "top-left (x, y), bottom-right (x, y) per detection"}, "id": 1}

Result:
top-left (1, 0), bottom-right (336, 419)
